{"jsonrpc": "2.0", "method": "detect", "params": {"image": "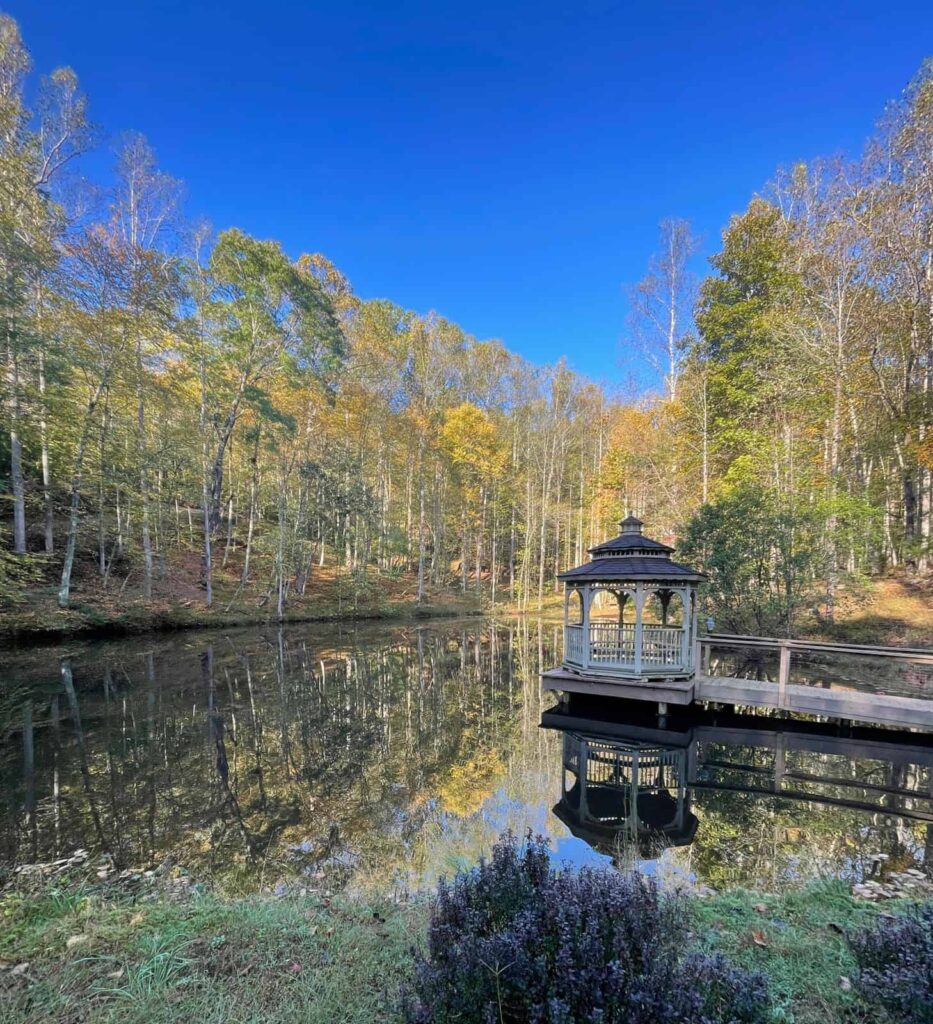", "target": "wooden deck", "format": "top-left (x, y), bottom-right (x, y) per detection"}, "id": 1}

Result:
top-left (542, 634), bottom-right (933, 731)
